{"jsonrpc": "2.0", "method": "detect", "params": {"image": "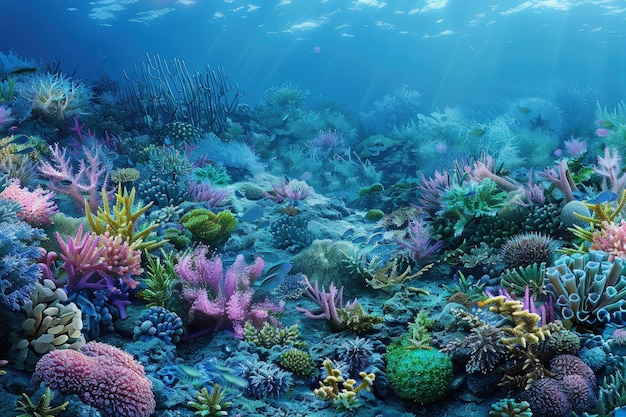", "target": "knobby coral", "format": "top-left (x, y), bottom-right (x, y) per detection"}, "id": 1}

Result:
top-left (32, 341), bottom-right (156, 417)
